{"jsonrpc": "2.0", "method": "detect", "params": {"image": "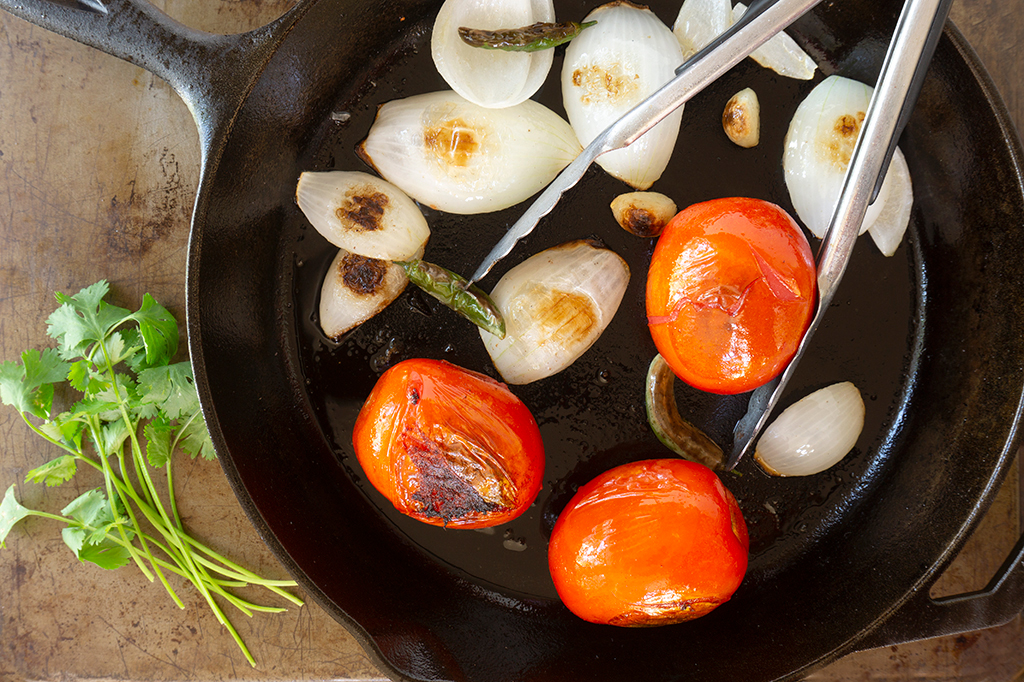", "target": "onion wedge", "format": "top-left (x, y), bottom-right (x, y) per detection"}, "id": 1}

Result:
top-left (296, 171), bottom-right (429, 261)
top-left (561, 2), bottom-right (684, 190)
top-left (783, 75), bottom-right (914, 254)
top-left (480, 240), bottom-right (630, 384)
top-left (358, 91), bottom-right (581, 214)
top-left (319, 249), bottom-right (410, 340)
top-left (431, 0), bottom-right (555, 108)
top-left (733, 3), bottom-right (816, 80)
top-left (755, 381), bottom-right (865, 476)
